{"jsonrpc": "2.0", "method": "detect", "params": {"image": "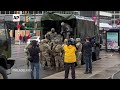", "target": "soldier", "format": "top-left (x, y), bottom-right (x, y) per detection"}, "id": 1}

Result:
top-left (45, 28), bottom-right (57, 42)
top-left (49, 39), bottom-right (56, 68)
top-left (61, 22), bottom-right (72, 41)
top-left (76, 38), bottom-right (82, 67)
top-left (24, 42), bottom-right (32, 68)
top-left (62, 39), bottom-right (68, 48)
top-left (39, 39), bottom-right (51, 70)
top-left (52, 39), bottom-right (64, 71)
